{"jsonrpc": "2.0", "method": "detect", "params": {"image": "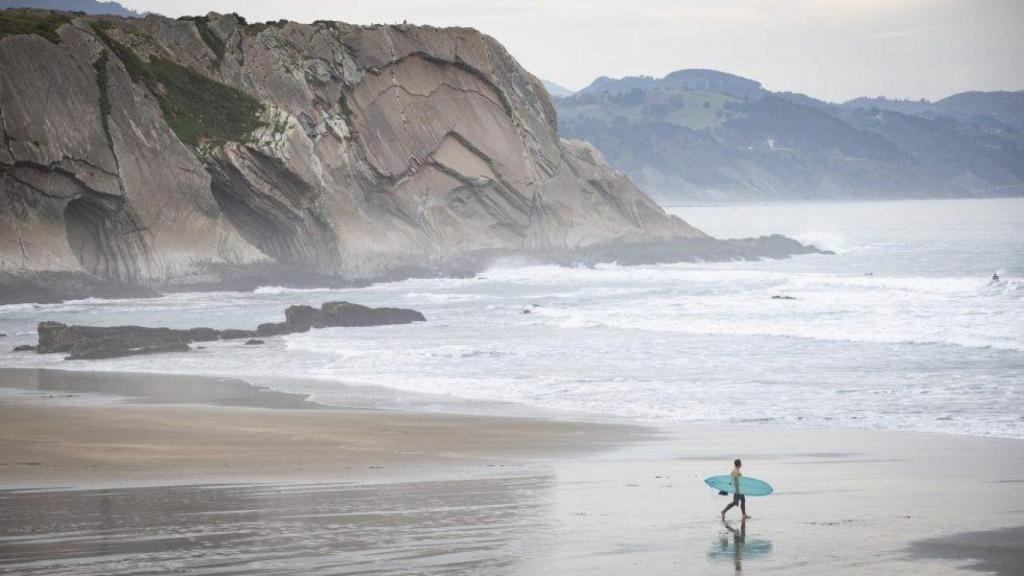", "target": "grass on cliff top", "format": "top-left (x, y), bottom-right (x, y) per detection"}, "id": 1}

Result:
top-left (91, 22), bottom-right (263, 146)
top-left (240, 19), bottom-right (289, 35)
top-left (0, 10), bottom-right (72, 43)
